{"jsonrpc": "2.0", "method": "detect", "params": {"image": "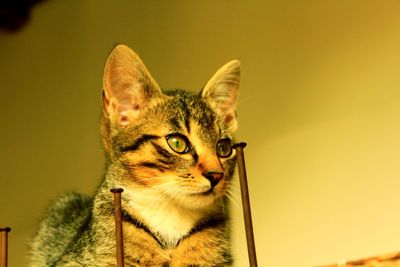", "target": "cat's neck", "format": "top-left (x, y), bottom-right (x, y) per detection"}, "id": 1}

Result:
top-left (120, 185), bottom-right (221, 248)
